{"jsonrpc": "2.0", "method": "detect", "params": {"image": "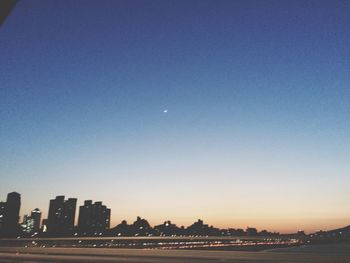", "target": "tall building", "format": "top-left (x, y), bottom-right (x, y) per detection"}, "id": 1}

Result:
top-left (21, 208), bottom-right (42, 235)
top-left (0, 202), bottom-right (6, 233)
top-left (78, 200), bottom-right (110, 236)
top-left (47, 196), bottom-right (77, 236)
top-left (30, 208), bottom-right (41, 232)
top-left (2, 192), bottom-right (21, 237)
